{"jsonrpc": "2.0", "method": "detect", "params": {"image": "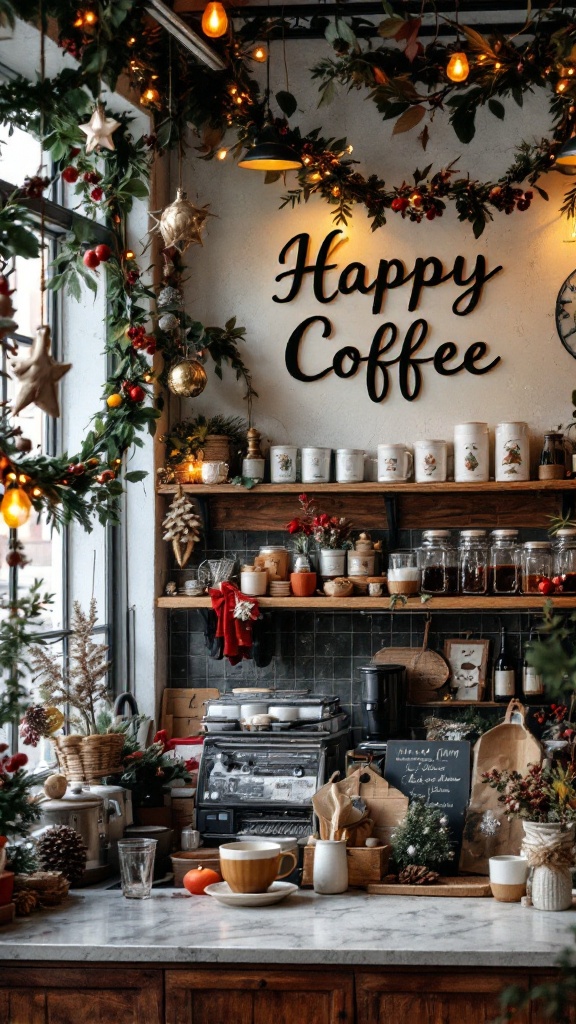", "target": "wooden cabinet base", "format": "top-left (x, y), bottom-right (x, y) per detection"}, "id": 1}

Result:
top-left (0, 967), bottom-right (163, 1024)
